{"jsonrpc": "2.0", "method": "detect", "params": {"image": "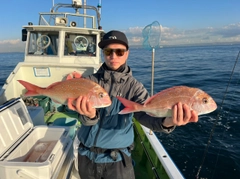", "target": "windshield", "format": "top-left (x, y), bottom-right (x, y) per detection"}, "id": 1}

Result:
top-left (64, 33), bottom-right (97, 56)
top-left (28, 31), bottom-right (59, 56)
top-left (27, 31), bottom-right (97, 57)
